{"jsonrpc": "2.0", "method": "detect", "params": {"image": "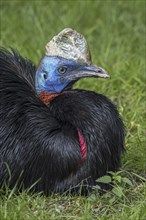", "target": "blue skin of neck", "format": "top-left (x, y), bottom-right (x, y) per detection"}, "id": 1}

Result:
top-left (35, 56), bottom-right (80, 94)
